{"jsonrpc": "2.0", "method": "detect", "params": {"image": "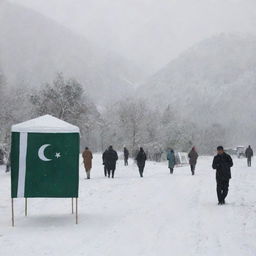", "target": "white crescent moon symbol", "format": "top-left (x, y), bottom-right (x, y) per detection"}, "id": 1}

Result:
top-left (38, 144), bottom-right (52, 161)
